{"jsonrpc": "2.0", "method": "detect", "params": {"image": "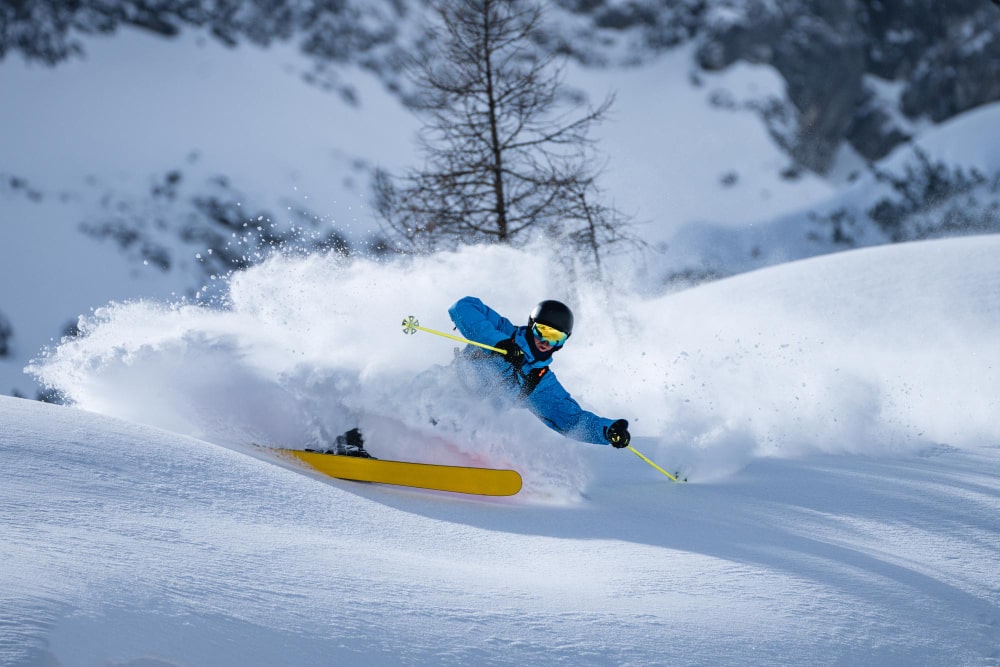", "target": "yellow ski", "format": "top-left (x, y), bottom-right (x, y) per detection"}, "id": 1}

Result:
top-left (276, 449), bottom-right (523, 497)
